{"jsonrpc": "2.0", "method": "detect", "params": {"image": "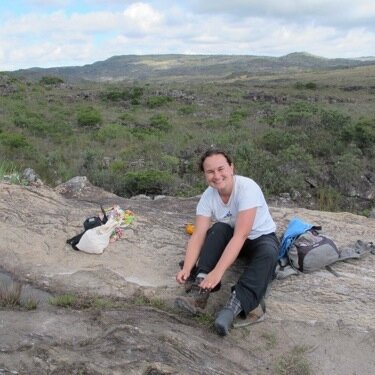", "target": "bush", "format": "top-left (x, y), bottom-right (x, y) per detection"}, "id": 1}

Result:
top-left (259, 129), bottom-right (301, 154)
top-left (100, 89), bottom-right (130, 102)
top-left (316, 187), bottom-right (343, 212)
top-left (305, 82), bottom-right (317, 90)
top-left (320, 109), bottom-right (351, 132)
top-left (146, 95), bottom-right (172, 108)
top-left (353, 118), bottom-right (375, 150)
top-left (228, 108), bottom-right (248, 128)
top-left (100, 87), bottom-right (144, 103)
top-left (118, 169), bottom-right (174, 196)
top-left (13, 111), bottom-right (68, 138)
top-left (149, 114), bottom-right (172, 132)
top-left (0, 132), bottom-right (30, 149)
top-left (295, 81), bottom-right (316, 90)
top-left (77, 106), bottom-right (102, 127)
top-left (332, 152), bottom-right (363, 195)
top-left (275, 102), bottom-right (318, 128)
top-left (39, 76), bottom-right (64, 85)
top-left (95, 124), bottom-right (132, 143)
top-left (178, 105), bottom-right (196, 115)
